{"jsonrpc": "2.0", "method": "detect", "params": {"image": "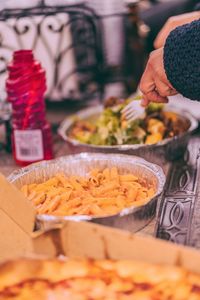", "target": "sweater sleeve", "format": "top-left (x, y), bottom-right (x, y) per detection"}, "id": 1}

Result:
top-left (163, 19), bottom-right (200, 100)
